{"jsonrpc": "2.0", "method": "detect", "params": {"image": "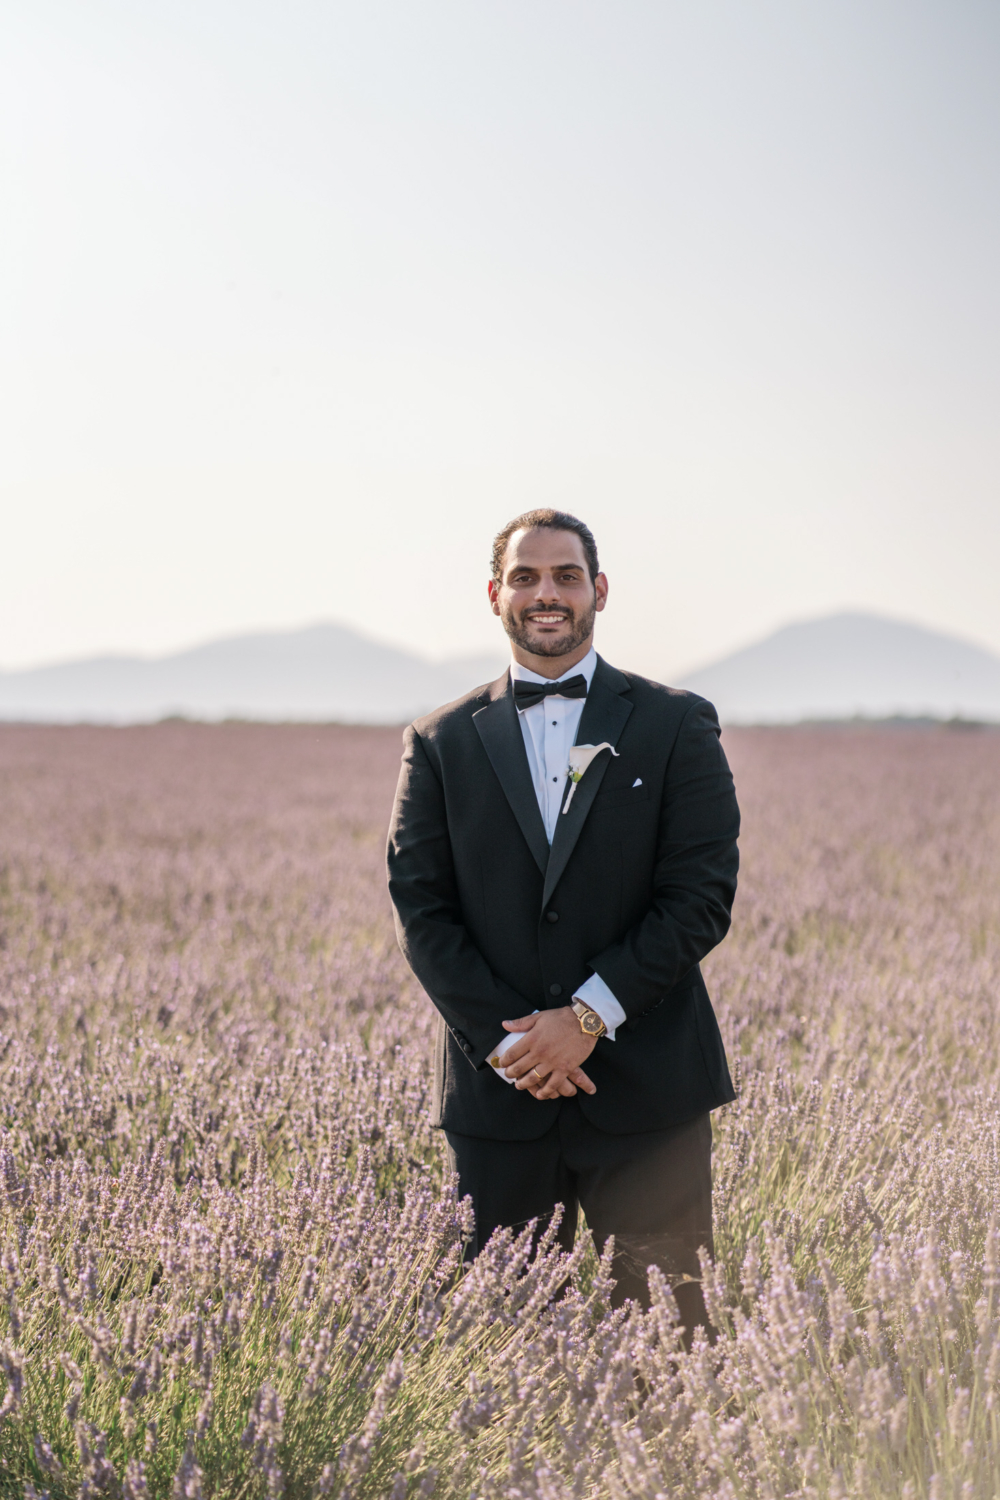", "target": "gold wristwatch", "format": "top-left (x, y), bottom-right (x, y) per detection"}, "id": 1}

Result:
top-left (571, 1000), bottom-right (607, 1039)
